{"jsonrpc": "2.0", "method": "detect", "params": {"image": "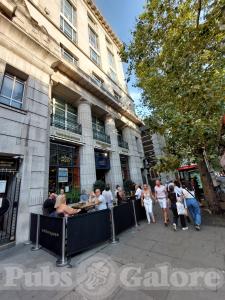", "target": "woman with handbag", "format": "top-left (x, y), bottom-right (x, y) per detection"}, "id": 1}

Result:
top-left (182, 182), bottom-right (202, 231)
